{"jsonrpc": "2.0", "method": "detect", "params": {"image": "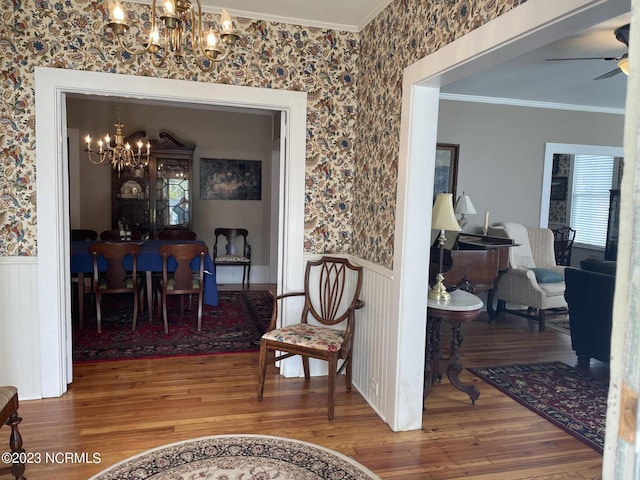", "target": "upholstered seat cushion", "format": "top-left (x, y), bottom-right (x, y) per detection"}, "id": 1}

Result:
top-left (539, 281), bottom-right (566, 297)
top-left (262, 324), bottom-right (345, 352)
top-left (98, 277), bottom-right (136, 289)
top-left (0, 386), bottom-right (17, 409)
top-left (166, 278), bottom-right (200, 291)
top-left (215, 255), bottom-right (250, 263)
